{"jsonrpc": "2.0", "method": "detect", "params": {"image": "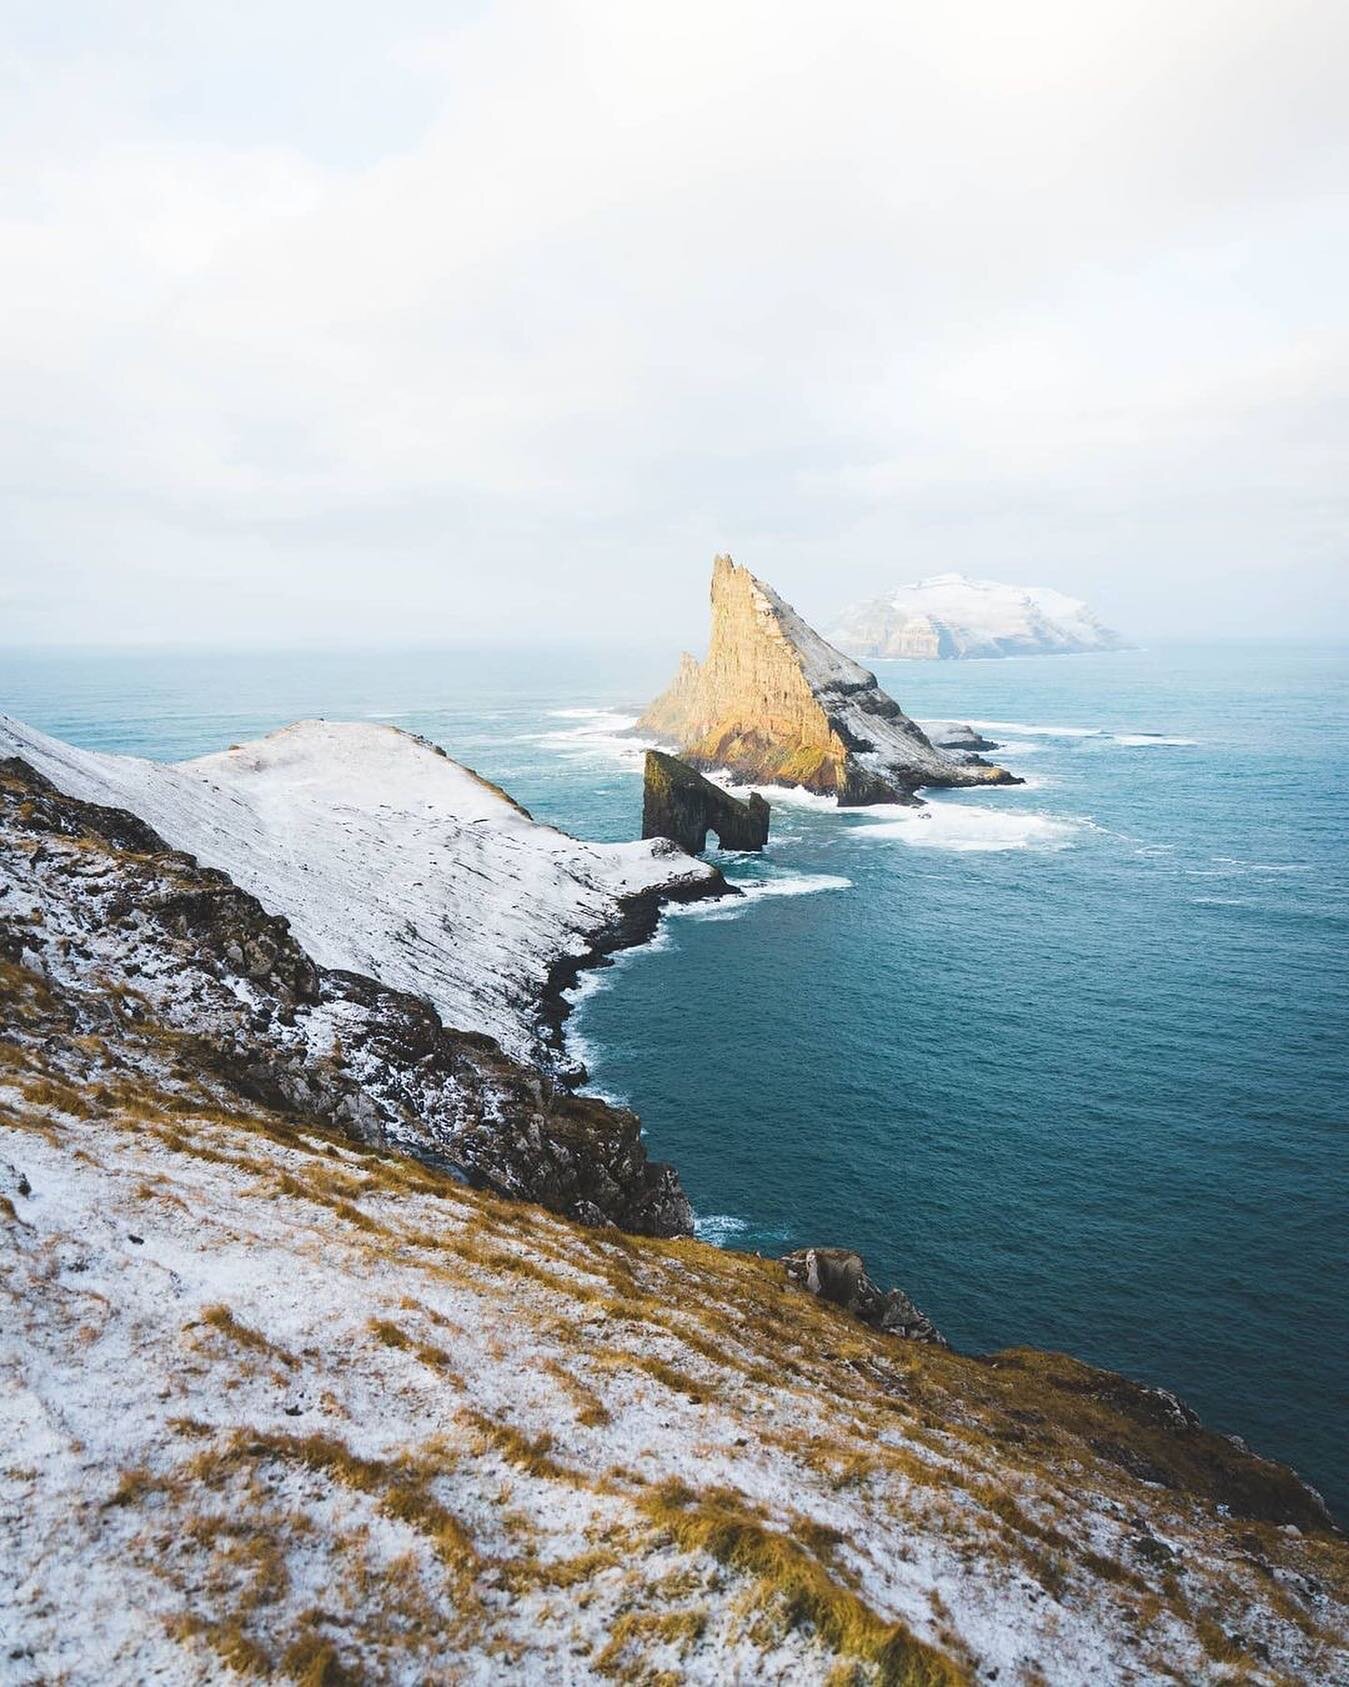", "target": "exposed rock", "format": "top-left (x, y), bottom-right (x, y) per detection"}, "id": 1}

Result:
top-left (919, 719), bottom-right (1001, 753)
top-left (0, 756), bottom-right (693, 1236)
top-left (638, 555), bottom-right (1020, 805)
top-left (641, 750), bottom-right (769, 854)
top-left (829, 572), bottom-right (1129, 660)
top-left (782, 1247), bottom-right (946, 1344)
